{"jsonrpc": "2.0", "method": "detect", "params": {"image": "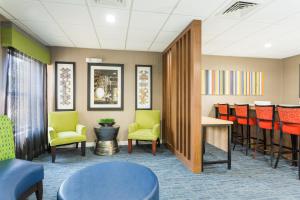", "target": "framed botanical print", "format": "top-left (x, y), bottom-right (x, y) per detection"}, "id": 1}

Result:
top-left (135, 65), bottom-right (152, 110)
top-left (55, 62), bottom-right (76, 111)
top-left (87, 63), bottom-right (124, 111)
